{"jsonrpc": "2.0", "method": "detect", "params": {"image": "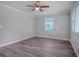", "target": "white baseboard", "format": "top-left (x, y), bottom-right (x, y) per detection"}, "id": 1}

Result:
top-left (36, 35), bottom-right (70, 41)
top-left (70, 40), bottom-right (79, 57)
top-left (0, 35), bottom-right (35, 47)
top-left (0, 35), bottom-right (69, 47)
